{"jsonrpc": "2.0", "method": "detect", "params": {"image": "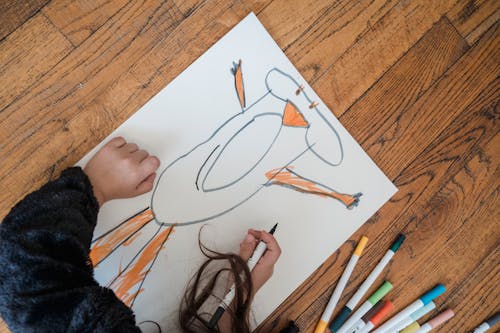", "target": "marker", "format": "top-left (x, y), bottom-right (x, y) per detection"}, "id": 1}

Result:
top-left (208, 223), bottom-right (278, 327)
top-left (313, 236), bottom-right (369, 333)
top-left (391, 301), bottom-right (436, 332)
top-left (337, 281), bottom-right (393, 333)
top-left (329, 234), bottom-right (406, 332)
top-left (350, 301), bottom-right (386, 333)
top-left (415, 309), bottom-right (454, 332)
top-left (400, 322), bottom-right (420, 333)
top-left (473, 312), bottom-right (500, 333)
top-left (358, 301), bottom-right (395, 333)
top-left (372, 284), bottom-right (446, 333)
